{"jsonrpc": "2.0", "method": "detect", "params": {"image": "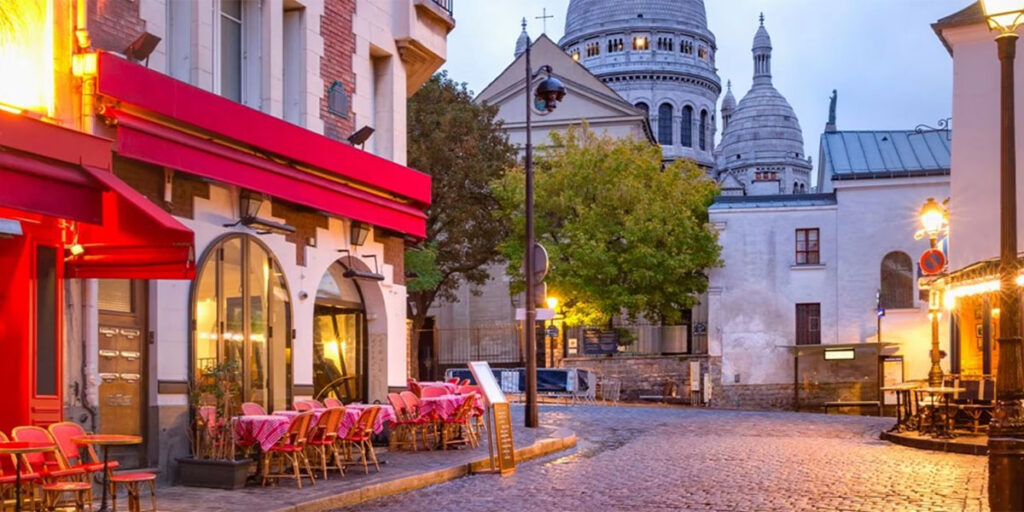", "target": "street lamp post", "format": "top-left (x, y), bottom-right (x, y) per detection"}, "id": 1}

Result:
top-left (980, 1), bottom-right (1024, 510)
top-left (918, 197), bottom-right (948, 387)
top-left (523, 31), bottom-right (566, 428)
